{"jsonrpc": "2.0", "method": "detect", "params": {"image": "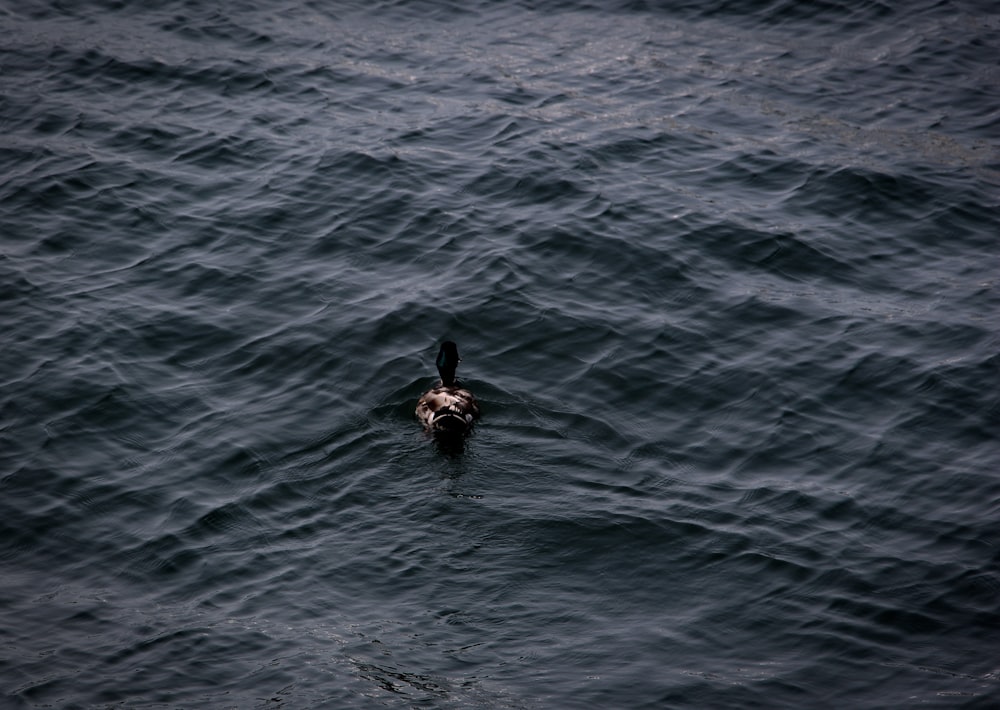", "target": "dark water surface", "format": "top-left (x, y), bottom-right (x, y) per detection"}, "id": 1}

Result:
top-left (2, 0), bottom-right (999, 707)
